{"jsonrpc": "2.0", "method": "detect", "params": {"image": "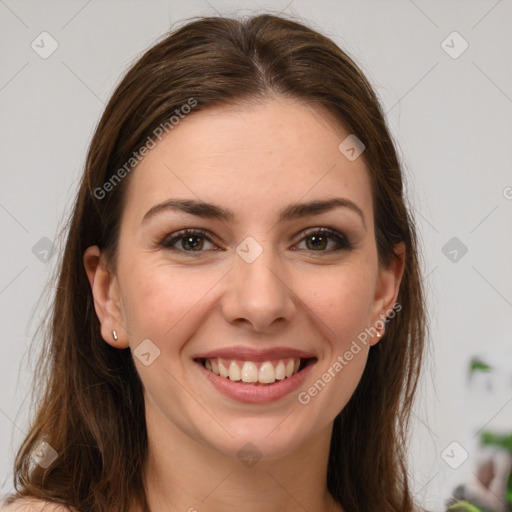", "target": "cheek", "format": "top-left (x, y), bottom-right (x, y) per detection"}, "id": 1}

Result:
top-left (120, 261), bottom-right (222, 343)
top-left (298, 263), bottom-right (376, 342)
